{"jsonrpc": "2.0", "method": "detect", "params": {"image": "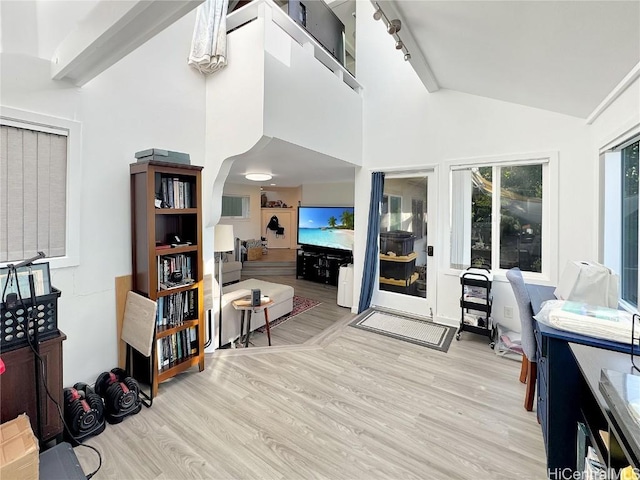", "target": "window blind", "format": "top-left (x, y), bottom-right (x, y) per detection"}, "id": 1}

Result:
top-left (0, 125), bottom-right (67, 262)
